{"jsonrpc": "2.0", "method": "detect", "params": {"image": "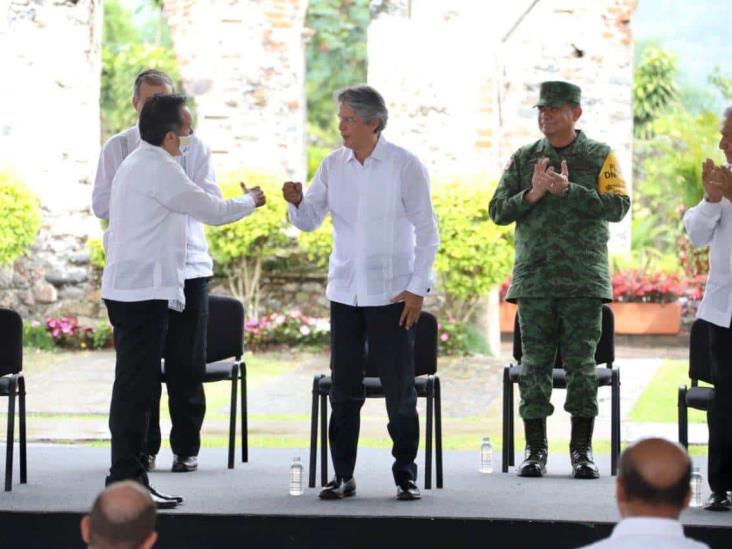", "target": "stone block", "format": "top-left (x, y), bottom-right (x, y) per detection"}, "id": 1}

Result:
top-left (33, 283), bottom-right (58, 304)
top-left (45, 268), bottom-right (89, 286)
